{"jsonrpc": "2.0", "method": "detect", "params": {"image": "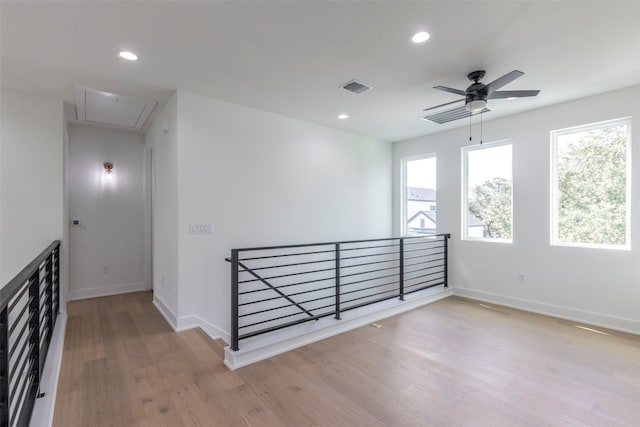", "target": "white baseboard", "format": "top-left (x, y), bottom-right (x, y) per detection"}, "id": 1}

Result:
top-left (224, 286), bottom-right (453, 370)
top-left (153, 294), bottom-right (178, 330)
top-left (454, 287), bottom-right (640, 335)
top-left (30, 312), bottom-right (67, 427)
top-left (69, 281), bottom-right (146, 300)
top-left (177, 314), bottom-right (230, 344)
